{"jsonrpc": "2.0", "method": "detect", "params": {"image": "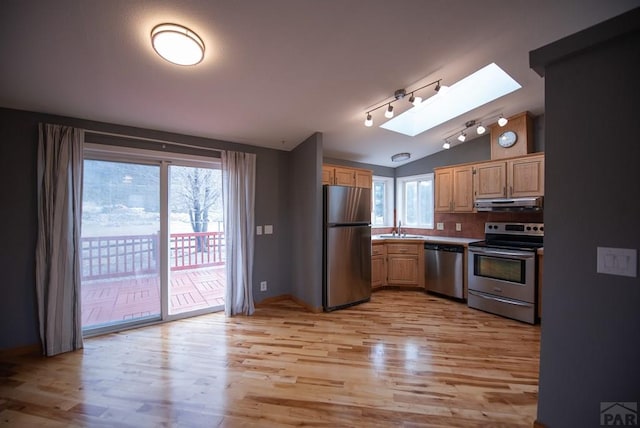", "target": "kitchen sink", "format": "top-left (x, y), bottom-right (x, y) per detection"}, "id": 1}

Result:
top-left (377, 234), bottom-right (424, 239)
